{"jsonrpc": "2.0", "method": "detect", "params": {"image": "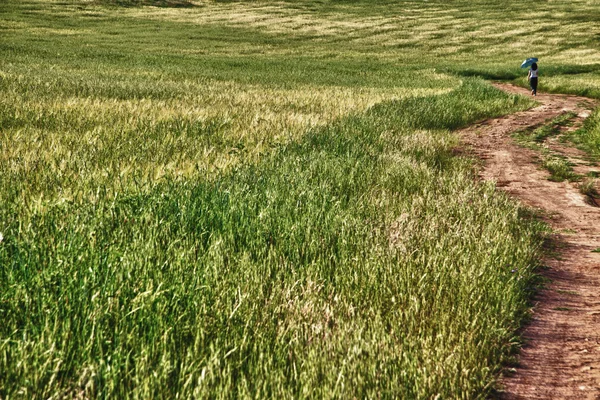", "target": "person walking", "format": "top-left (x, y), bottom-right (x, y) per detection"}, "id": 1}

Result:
top-left (528, 62), bottom-right (539, 96)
